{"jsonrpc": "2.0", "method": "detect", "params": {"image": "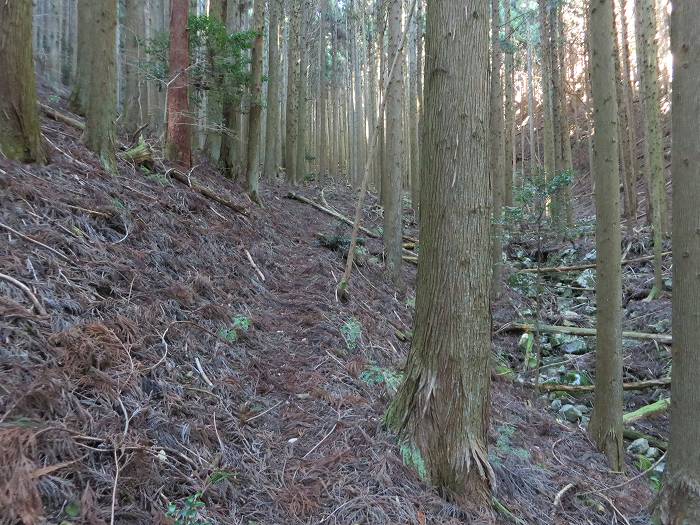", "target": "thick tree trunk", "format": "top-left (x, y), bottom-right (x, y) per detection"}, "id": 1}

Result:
top-left (122, 0), bottom-right (148, 134)
top-left (264, 0), bottom-right (282, 177)
top-left (317, 1), bottom-right (329, 178)
top-left (285, 0), bottom-right (301, 184)
top-left (634, 0), bottom-right (667, 295)
top-left (165, 0), bottom-right (192, 170)
top-left (83, 0), bottom-right (118, 175)
top-left (388, 0), bottom-right (493, 504)
top-left (489, 0), bottom-right (505, 296)
top-left (655, 2), bottom-right (700, 520)
top-left (588, 0), bottom-right (625, 472)
top-left (383, 0), bottom-right (404, 287)
top-left (246, 0), bottom-right (265, 202)
top-left (0, 0), bottom-right (46, 164)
